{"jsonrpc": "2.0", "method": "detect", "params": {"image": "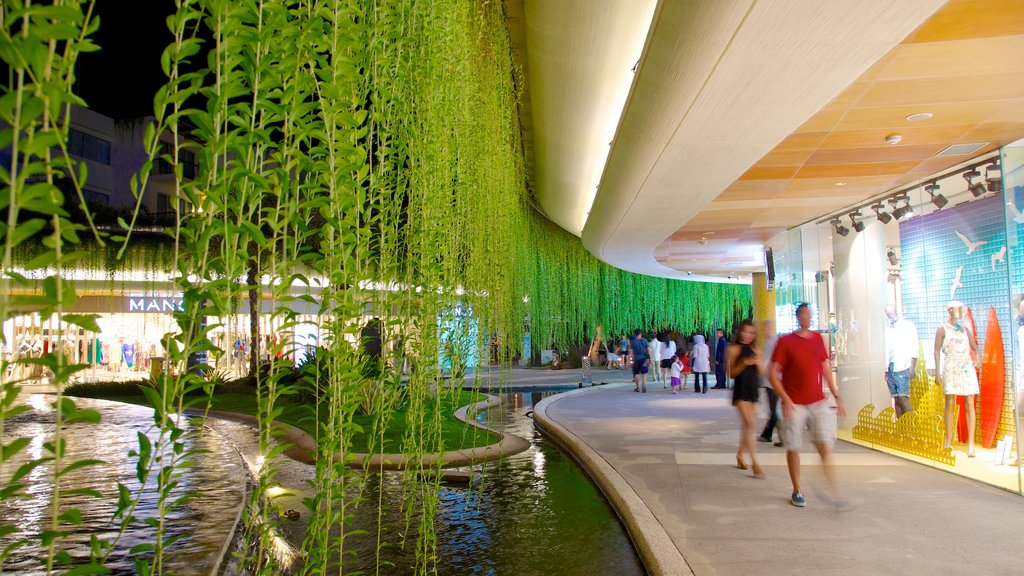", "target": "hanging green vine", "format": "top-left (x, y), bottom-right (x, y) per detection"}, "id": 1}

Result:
top-left (1, 0), bottom-right (751, 574)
